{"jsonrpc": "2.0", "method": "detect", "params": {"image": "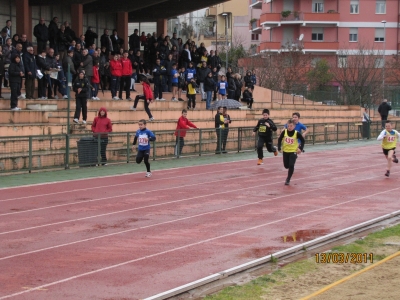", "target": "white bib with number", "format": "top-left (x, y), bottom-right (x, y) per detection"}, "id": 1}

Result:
top-left (138, 134), bottom-right (148, 146)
